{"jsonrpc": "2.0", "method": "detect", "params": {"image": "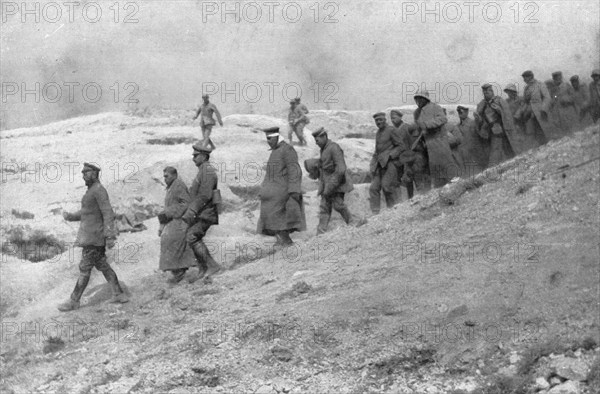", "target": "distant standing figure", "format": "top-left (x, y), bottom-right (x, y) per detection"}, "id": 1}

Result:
top-left (589, 69), bottom-right (600, 124)
top-left (257, 127), bottom-right (306, 245)
top-left (369, 112), bottom-right (404, 214)
top-left (306, 127), bottom-right (355, 235)
top-left (58, 163), bottom-right (129, 312)
top-left (504, 83), bottom-right (535, 153)
top-left (193, 94), bottom-right (223, 151)
top-left (441, 108), bottom-right (465, 176)
top-left (288, 99), bottom-right (308, 146)
top-left (390, 109), bottom-right (419, 198)
top-left (295, 97), bottom-right (309, 116)
top-left (158, 167), bottom-right (195, 284)
top-left (549, 71), bottom-right (579, 135)
top-left (569, 75), bottom-right (593, 127)
top-left (521, 70), bottom-right (555, 145)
